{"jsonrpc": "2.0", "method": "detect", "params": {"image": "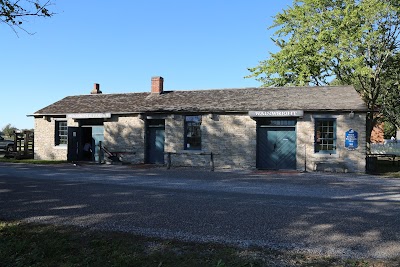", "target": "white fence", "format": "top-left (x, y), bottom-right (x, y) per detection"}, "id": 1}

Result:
top-left (371, 141), bottom-right (400, 155)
